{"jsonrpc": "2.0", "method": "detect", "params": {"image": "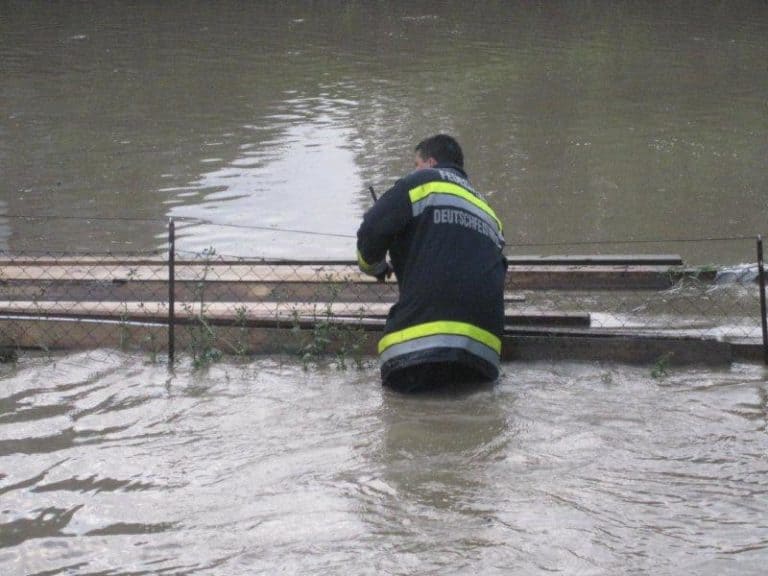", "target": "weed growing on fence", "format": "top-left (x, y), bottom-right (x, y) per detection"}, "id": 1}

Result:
top-left (0, 347), bottom-right (18, 363)
top-left (299, 302), bottom-right (334, 369)
top-left (230, 304), bottom-right (251, 360)
top-left (334, 306), bottom-right (371, 370)
top-left (651, 352), bottom-right (674, 379)
top-left (143, 331), bottom-right (159, 364)
top-left (186, 247), bottom-right (222, 369)
top-left (294, 274), bottom-right (371, 370)
top-left (119, 303), bottom-right (130, 350)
